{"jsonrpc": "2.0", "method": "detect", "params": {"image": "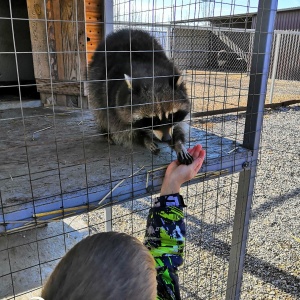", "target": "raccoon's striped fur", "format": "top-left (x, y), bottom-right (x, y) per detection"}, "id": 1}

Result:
top-left (89, 29), bottom-right (193, 165)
